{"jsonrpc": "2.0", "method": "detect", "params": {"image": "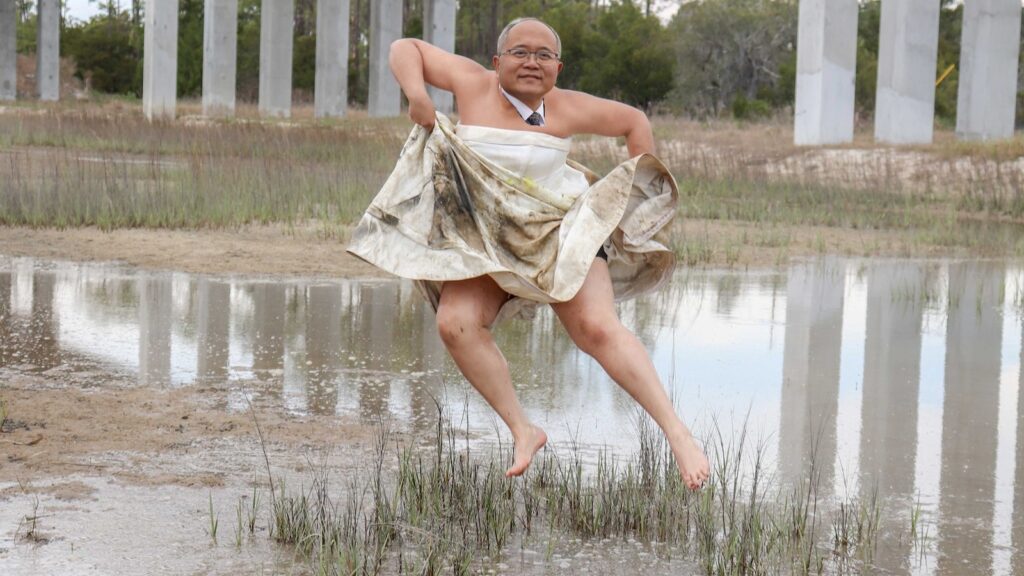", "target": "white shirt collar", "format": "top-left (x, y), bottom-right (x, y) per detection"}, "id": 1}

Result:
top-left (499, 85), bottom-right (545, 125)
